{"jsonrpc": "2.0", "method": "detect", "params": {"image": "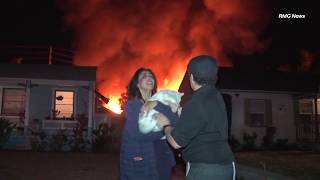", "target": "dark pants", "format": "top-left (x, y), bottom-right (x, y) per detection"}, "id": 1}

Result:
top-left (154, 139), bottom-right (176, 180)
top-left (186, 162), bottom-right (235, 180)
